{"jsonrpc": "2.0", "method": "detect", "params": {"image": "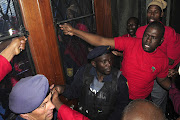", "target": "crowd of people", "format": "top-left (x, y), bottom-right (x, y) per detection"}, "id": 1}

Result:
top-left (0, 0), bottom-right (180, 120)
